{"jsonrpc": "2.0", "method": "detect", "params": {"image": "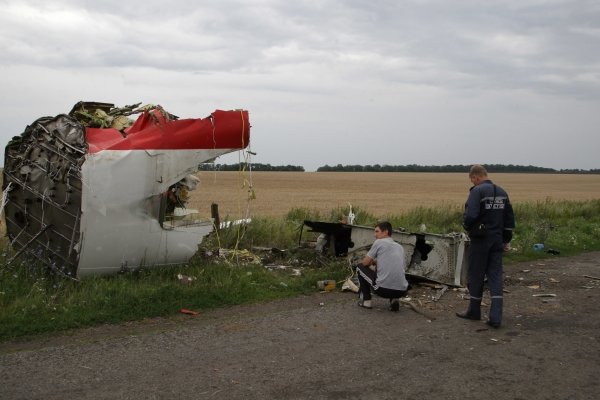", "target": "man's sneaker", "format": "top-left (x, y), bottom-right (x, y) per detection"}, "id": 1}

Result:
top-left (389, 298), bottom-right (400, 312)
top-left (358, 299), bottom-right (372, 309)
